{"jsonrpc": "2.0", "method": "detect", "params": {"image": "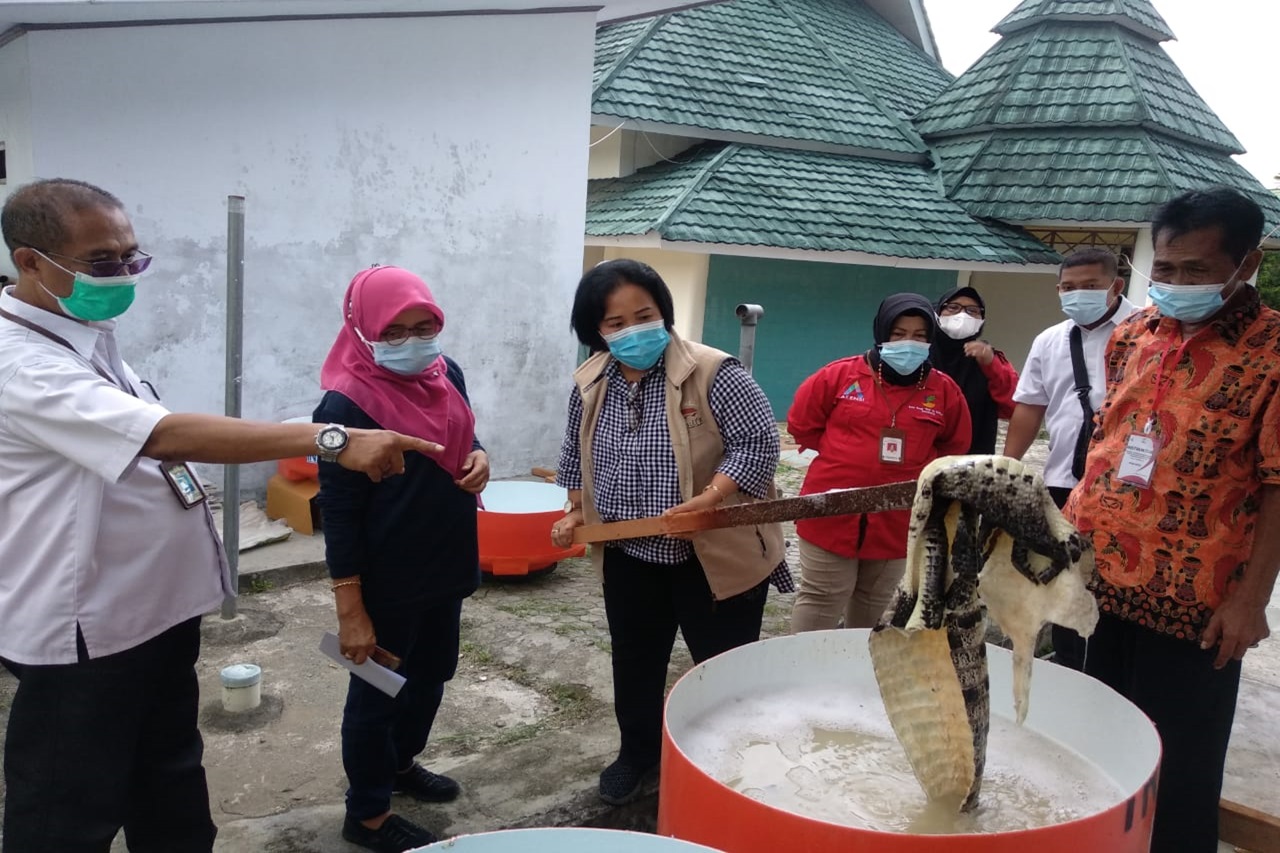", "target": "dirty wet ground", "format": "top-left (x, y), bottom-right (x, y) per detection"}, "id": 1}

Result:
top-left (0, 447), bottom-right (1276, 852)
